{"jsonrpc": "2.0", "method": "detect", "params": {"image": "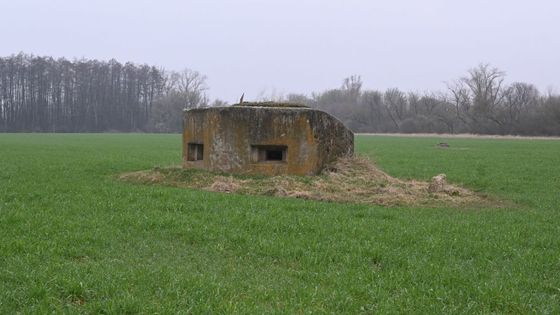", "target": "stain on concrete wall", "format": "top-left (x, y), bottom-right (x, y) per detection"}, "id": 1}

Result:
top-left (183, 102), bottom-right (354, 175)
